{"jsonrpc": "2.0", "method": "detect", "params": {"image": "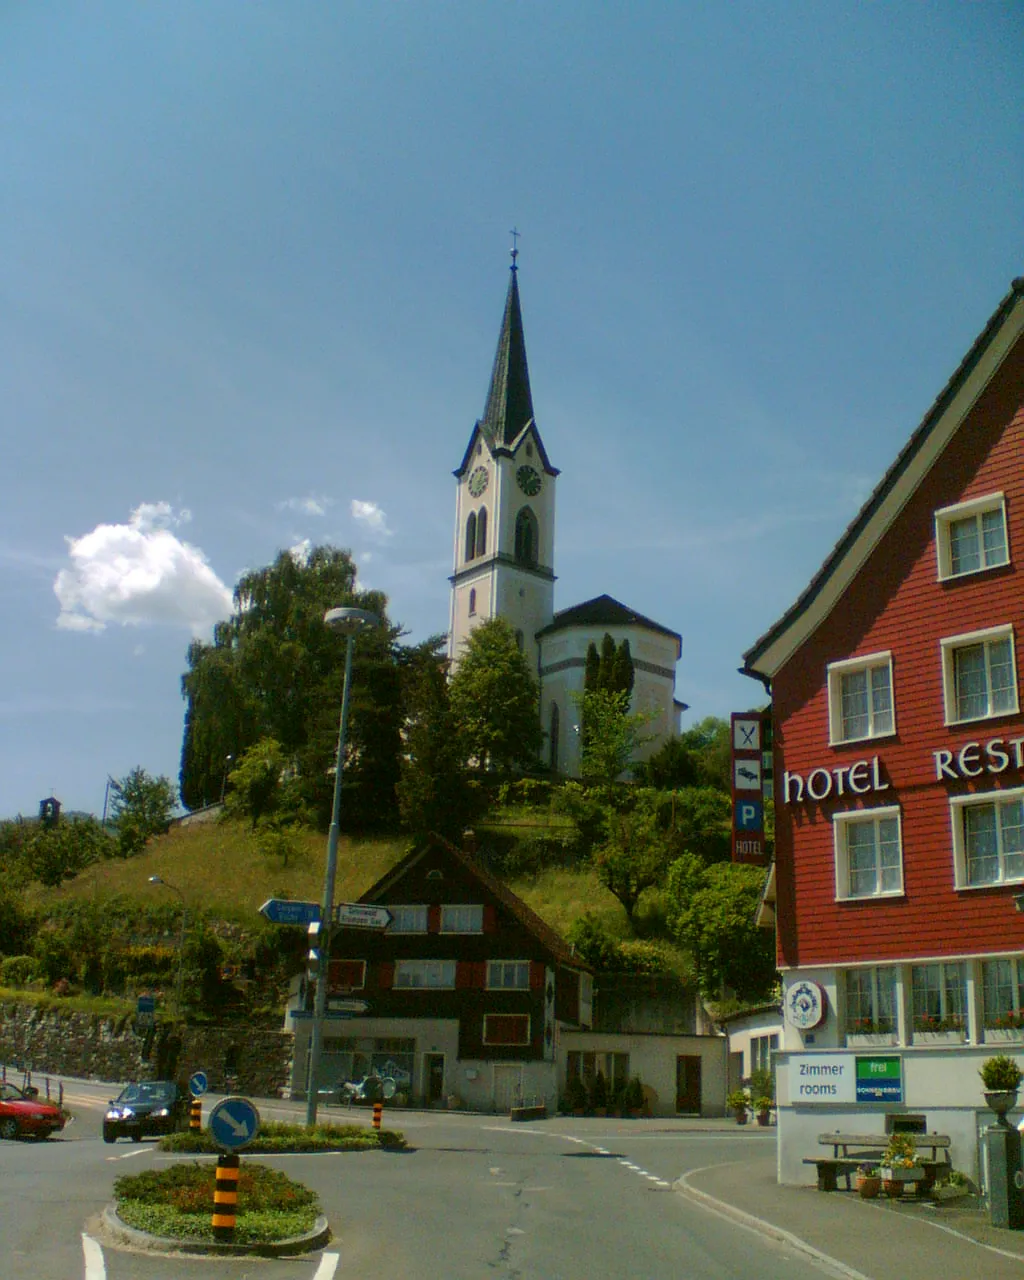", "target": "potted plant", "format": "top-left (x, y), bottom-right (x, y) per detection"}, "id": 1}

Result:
top-left (749, 1069), bottom-right (774, 1126)
top-left (979, 1053), bottom-right (1023, 1127)
top-left (565, 1074), bottom-right (587, 1116)
top-left (753, 1095), bottom-right (773, 1126)
top-left (625, 1076), bottom-right (645, 1118)
top-left (855, 1163), bottom-right (881, 1199)
top-left (590, 1070), bottom-right (608, 1117)
top-left (726, 1088), bottom-right (749, 1124)
top-left (879, 1134), bottom-right (923, 1196)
